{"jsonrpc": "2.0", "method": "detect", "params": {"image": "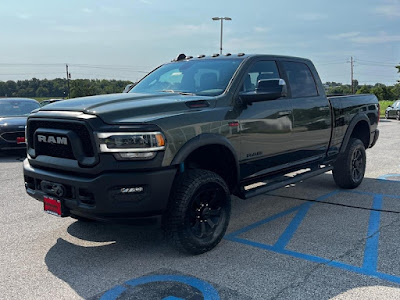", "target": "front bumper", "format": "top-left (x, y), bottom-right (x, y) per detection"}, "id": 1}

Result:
top-left (370, 129), bottom-right (379, 148)
top-left (23, 159), bottom-right (177, 221)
